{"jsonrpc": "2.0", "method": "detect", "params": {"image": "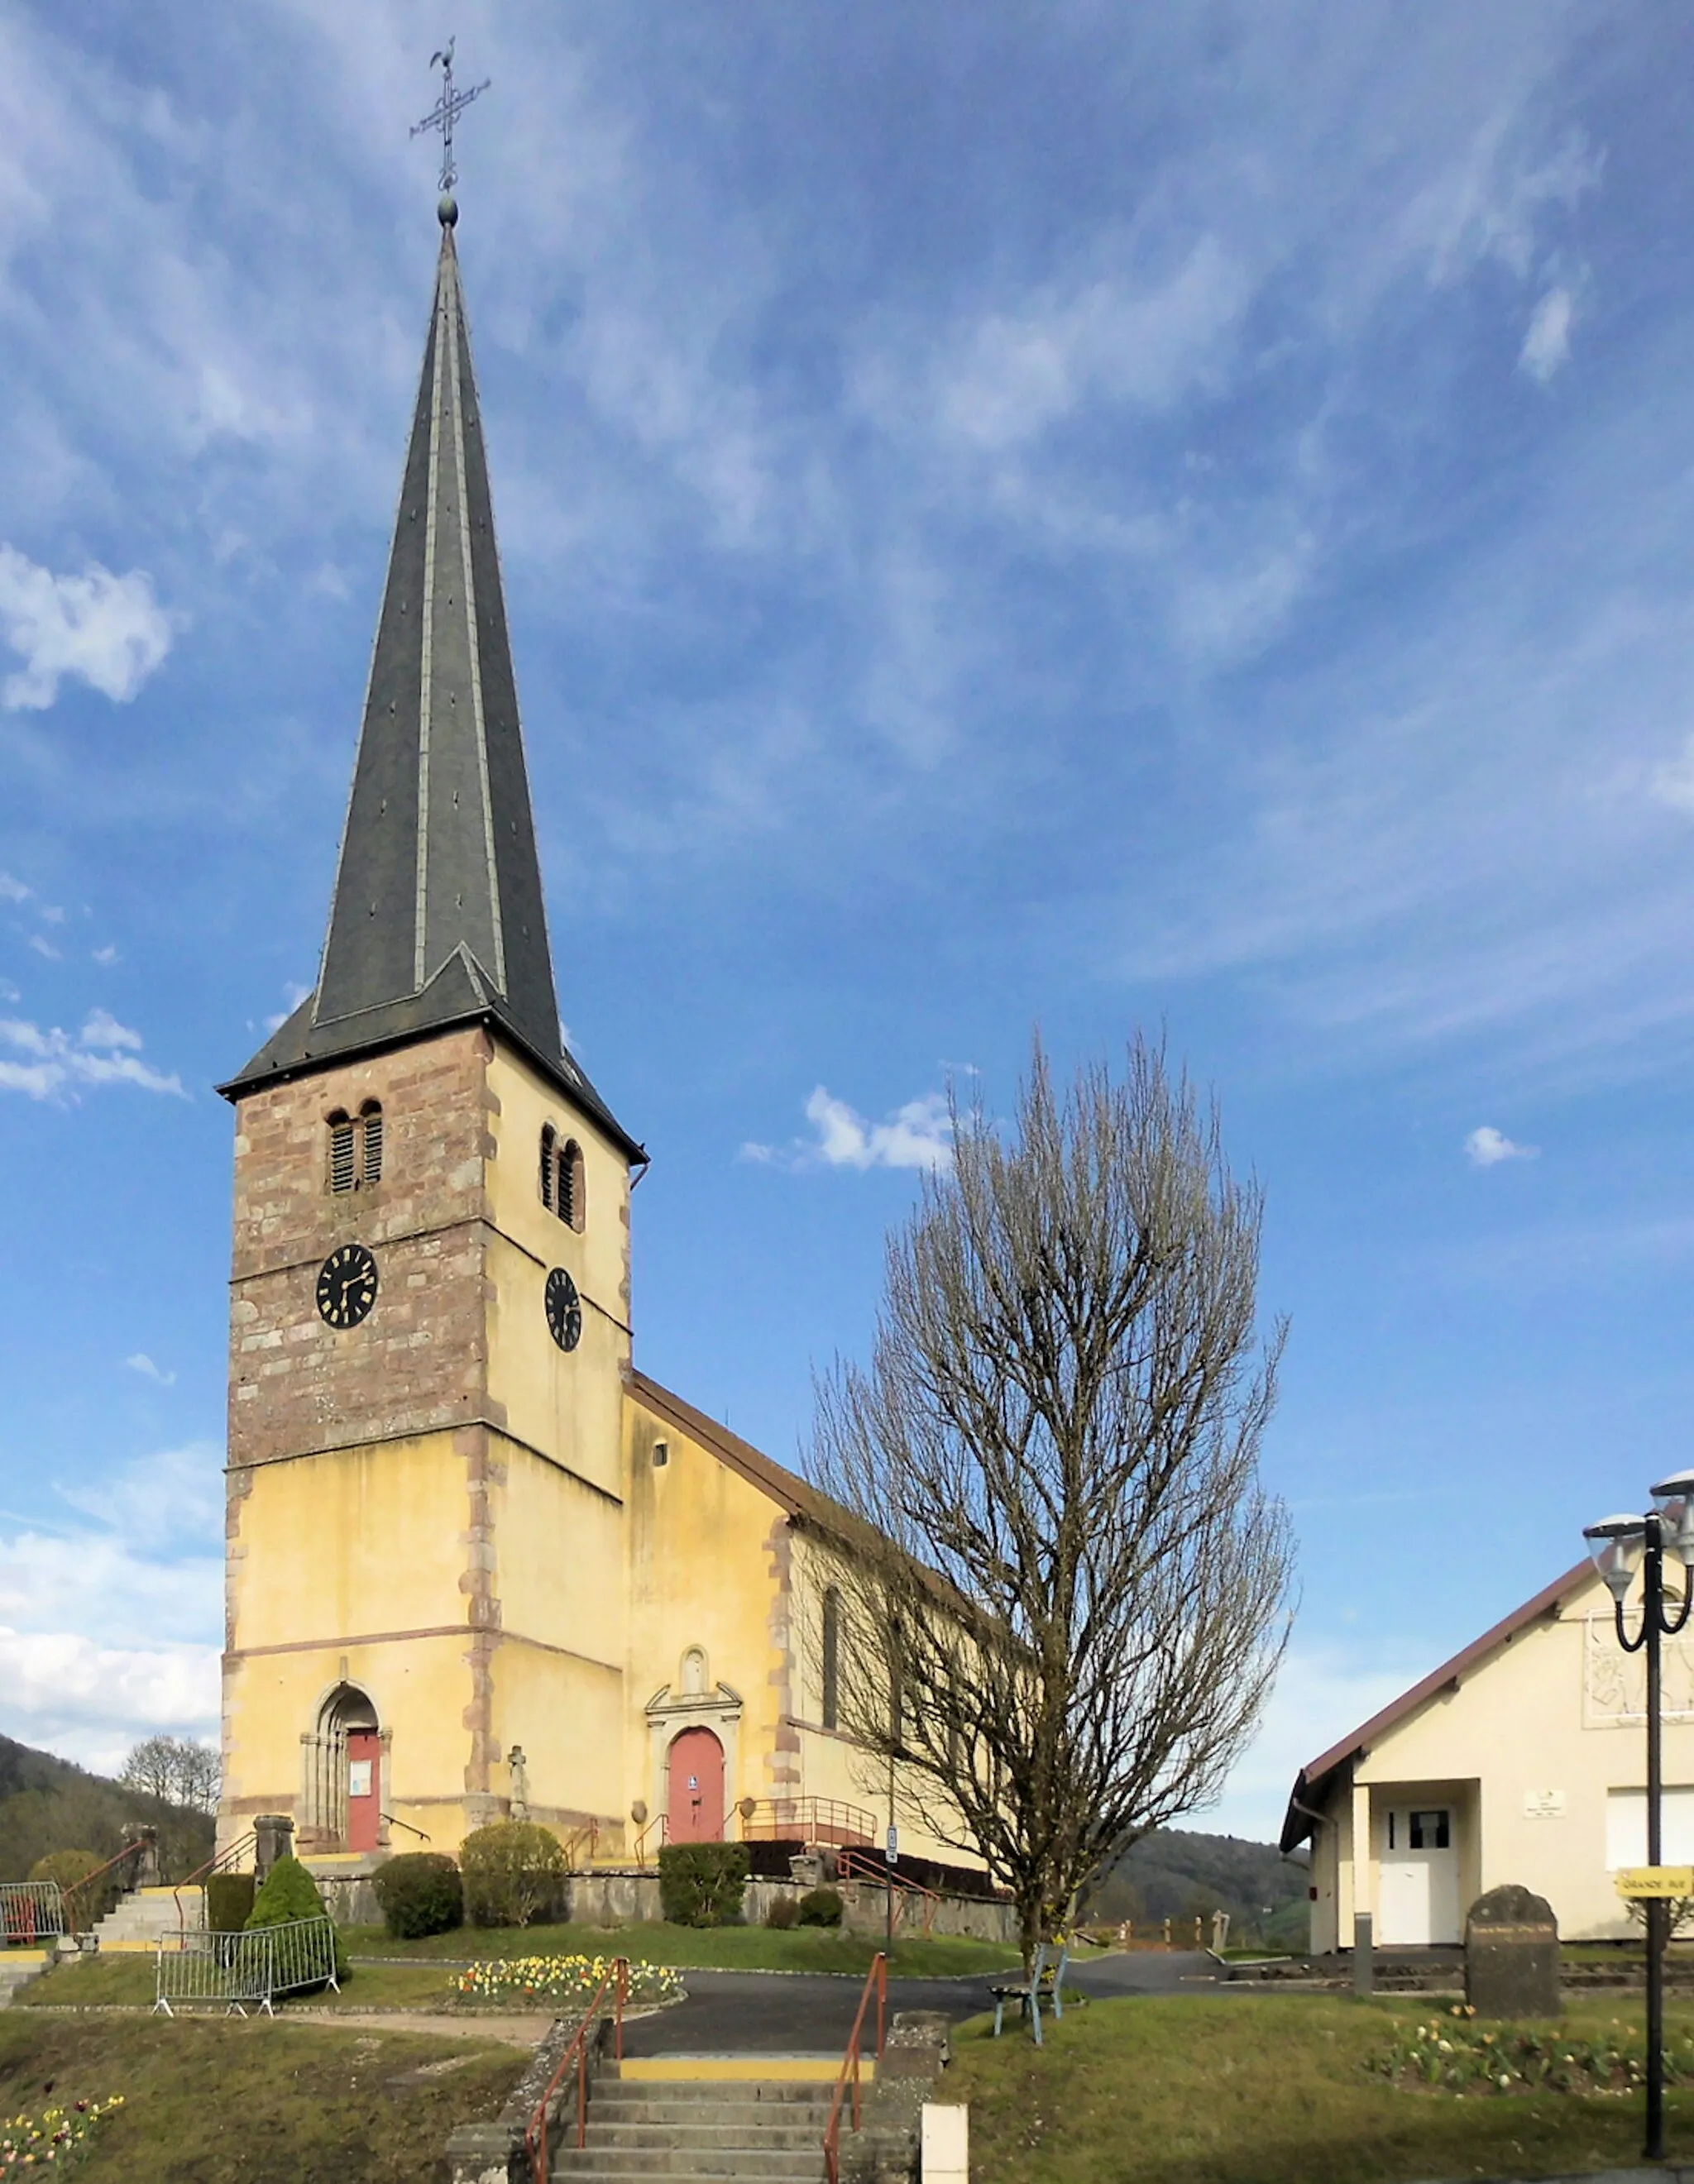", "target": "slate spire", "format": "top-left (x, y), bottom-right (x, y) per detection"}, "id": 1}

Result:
top-left (223, 208), bottom-right (639, 1159)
